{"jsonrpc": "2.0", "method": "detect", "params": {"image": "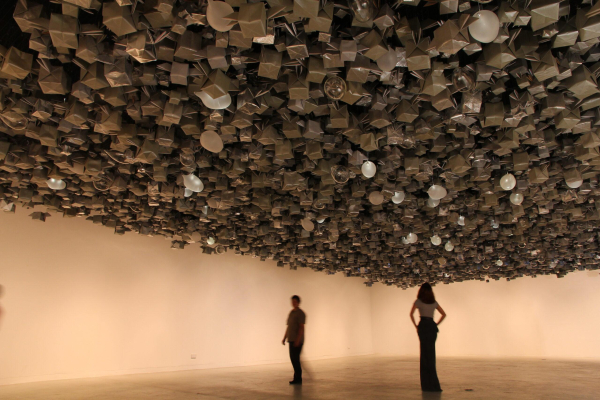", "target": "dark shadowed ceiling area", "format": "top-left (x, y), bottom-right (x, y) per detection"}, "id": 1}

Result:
top-left (1, 0), bottom-right (600, 288)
